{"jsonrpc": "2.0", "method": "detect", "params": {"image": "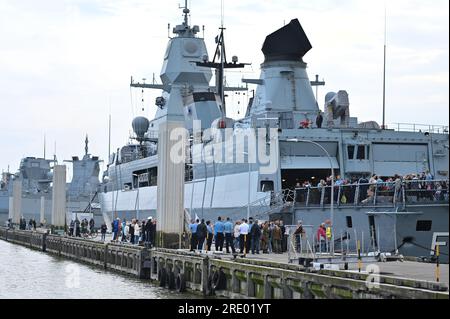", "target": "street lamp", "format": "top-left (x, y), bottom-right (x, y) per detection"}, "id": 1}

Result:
top-left (132, 174), bottom-right (140, 221)
top-left (243, 152), bottom-right (251, 221)
top-left (286, 138), bottom-right (335, 256)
